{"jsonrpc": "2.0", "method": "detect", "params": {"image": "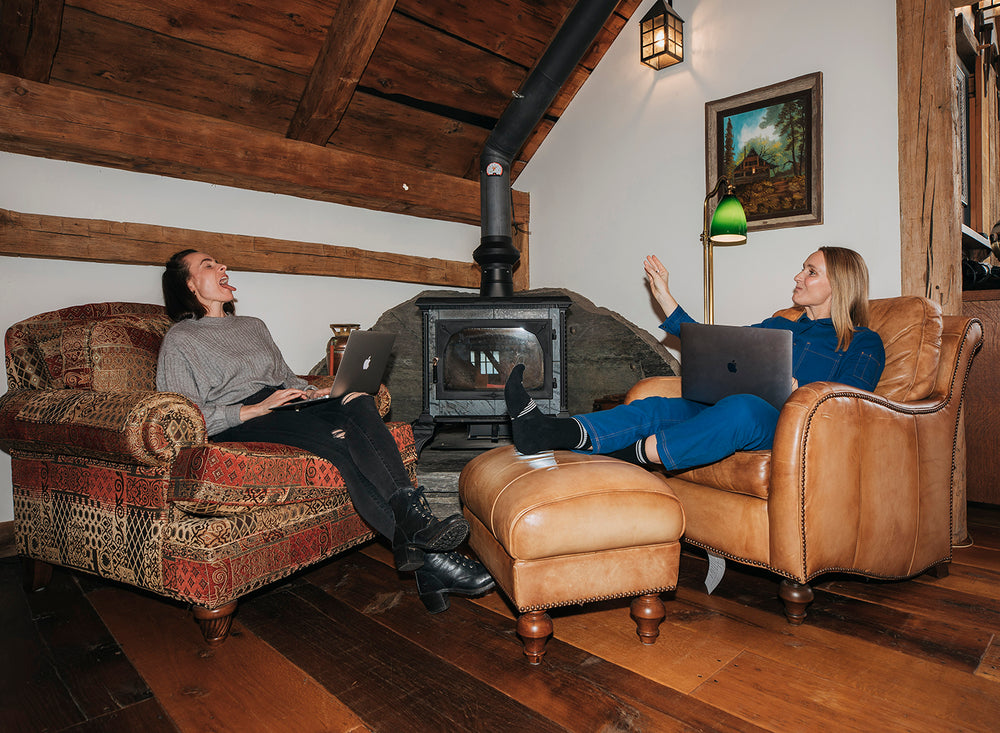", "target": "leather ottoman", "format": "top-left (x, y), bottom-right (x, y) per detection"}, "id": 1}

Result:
top-left (459, 446), bottom-right (686, 664)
